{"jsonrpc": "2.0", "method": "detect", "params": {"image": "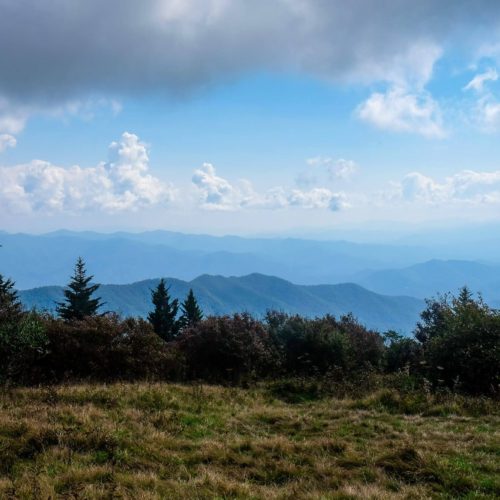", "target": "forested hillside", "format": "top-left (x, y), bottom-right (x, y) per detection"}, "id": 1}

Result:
top-left (19, 273), bottom-right (423, 333)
